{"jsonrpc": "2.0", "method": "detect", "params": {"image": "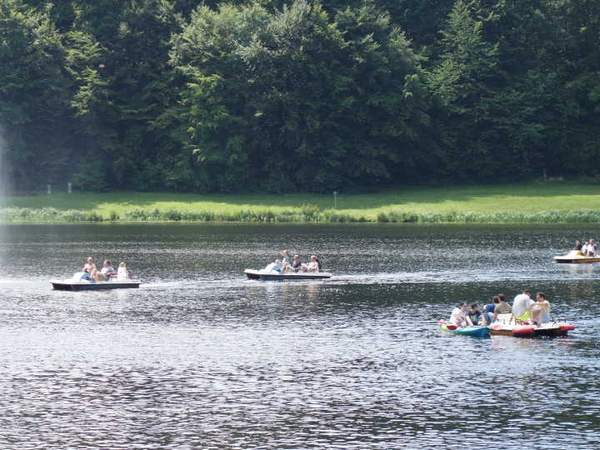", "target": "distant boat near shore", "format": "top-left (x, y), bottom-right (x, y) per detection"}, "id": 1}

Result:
top-left (244, 269), bottom-right (332, 281)
top-left (553, 250), bottom-right (600, 264)
top-left (51, 280), bottom-right (140, 291)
